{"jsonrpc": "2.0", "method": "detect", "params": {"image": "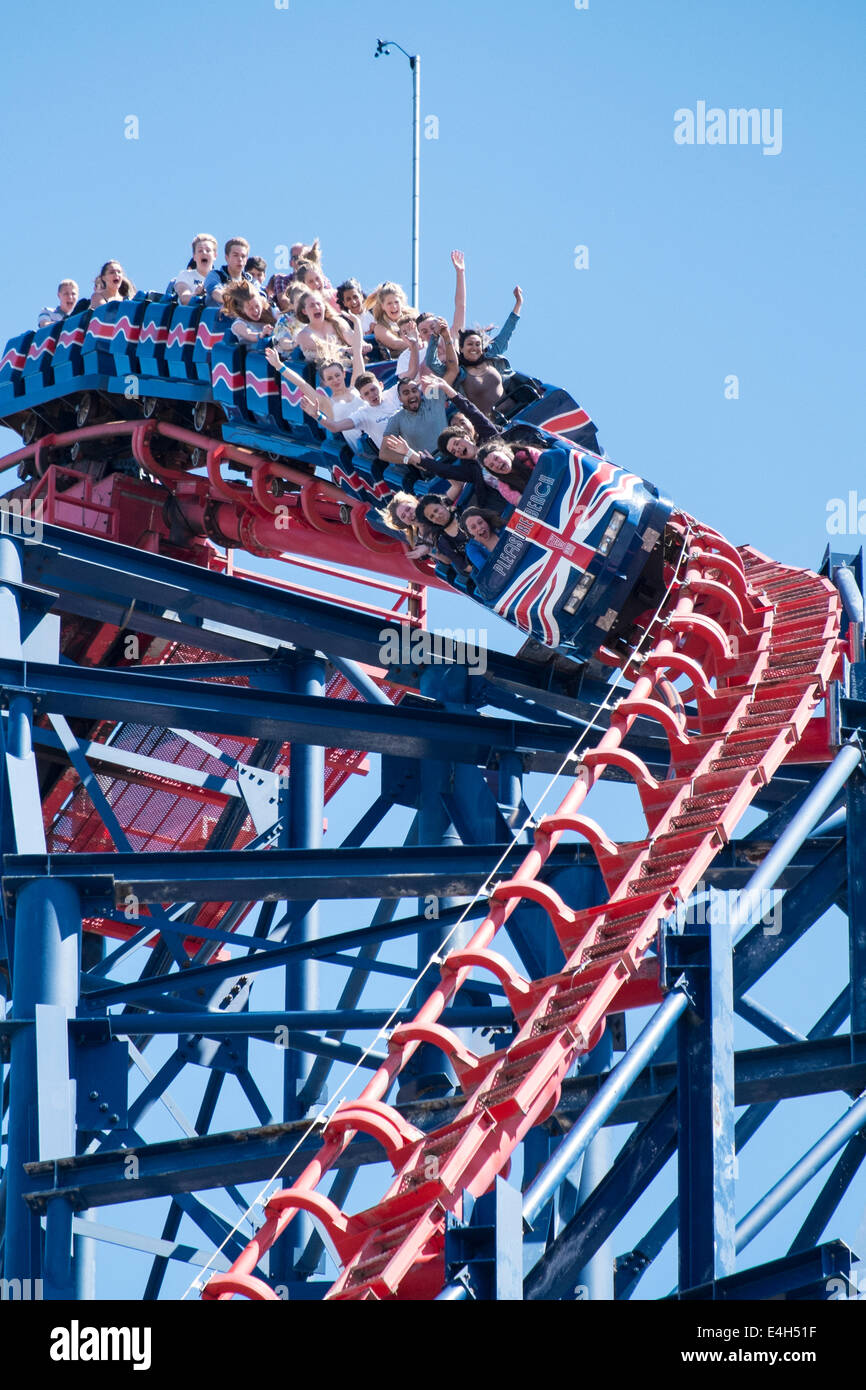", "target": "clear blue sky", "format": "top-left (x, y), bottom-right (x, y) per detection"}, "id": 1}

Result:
top-left (1, 0), bottom-right (864, 1300)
